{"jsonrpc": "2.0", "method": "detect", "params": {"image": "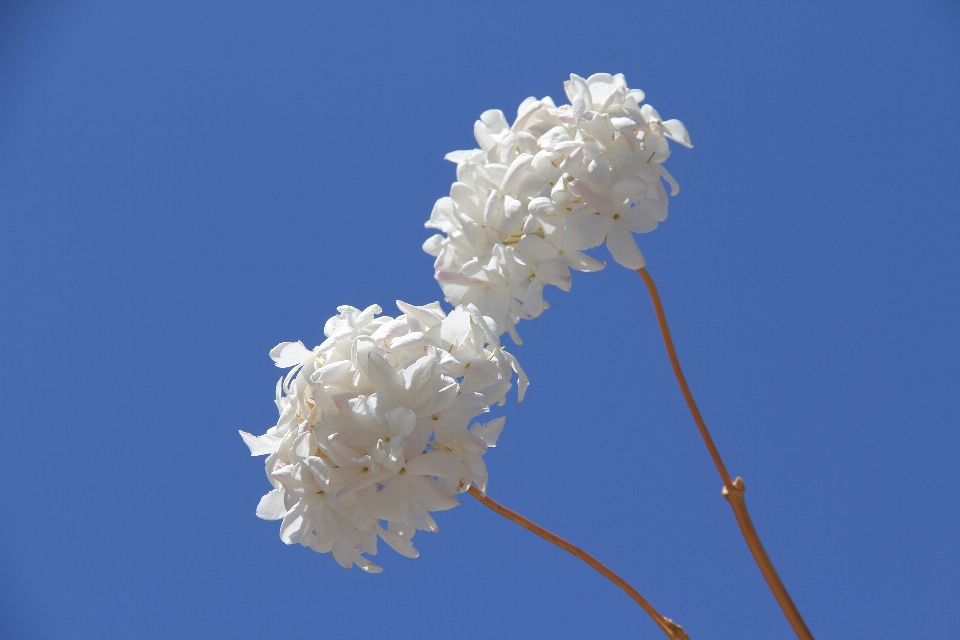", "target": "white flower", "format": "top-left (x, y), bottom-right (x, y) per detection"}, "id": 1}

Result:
top-left (425, 73), bottom-right (691, 342)
top-left (241, 301), bottom-right (526, 572)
